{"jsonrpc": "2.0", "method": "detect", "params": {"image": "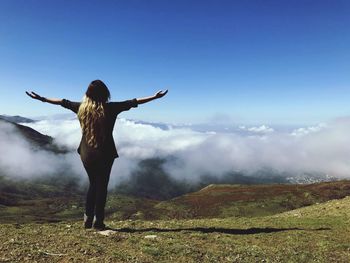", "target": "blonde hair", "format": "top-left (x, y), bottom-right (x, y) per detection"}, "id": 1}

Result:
top-left (77, 95), bottom-right (106, 148)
